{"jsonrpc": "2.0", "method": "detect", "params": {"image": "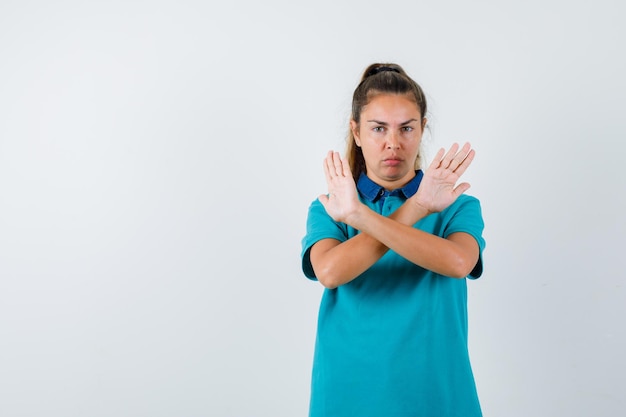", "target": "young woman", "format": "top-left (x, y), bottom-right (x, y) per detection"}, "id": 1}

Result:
top-left (301, 63), bottom-right (486, 417)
